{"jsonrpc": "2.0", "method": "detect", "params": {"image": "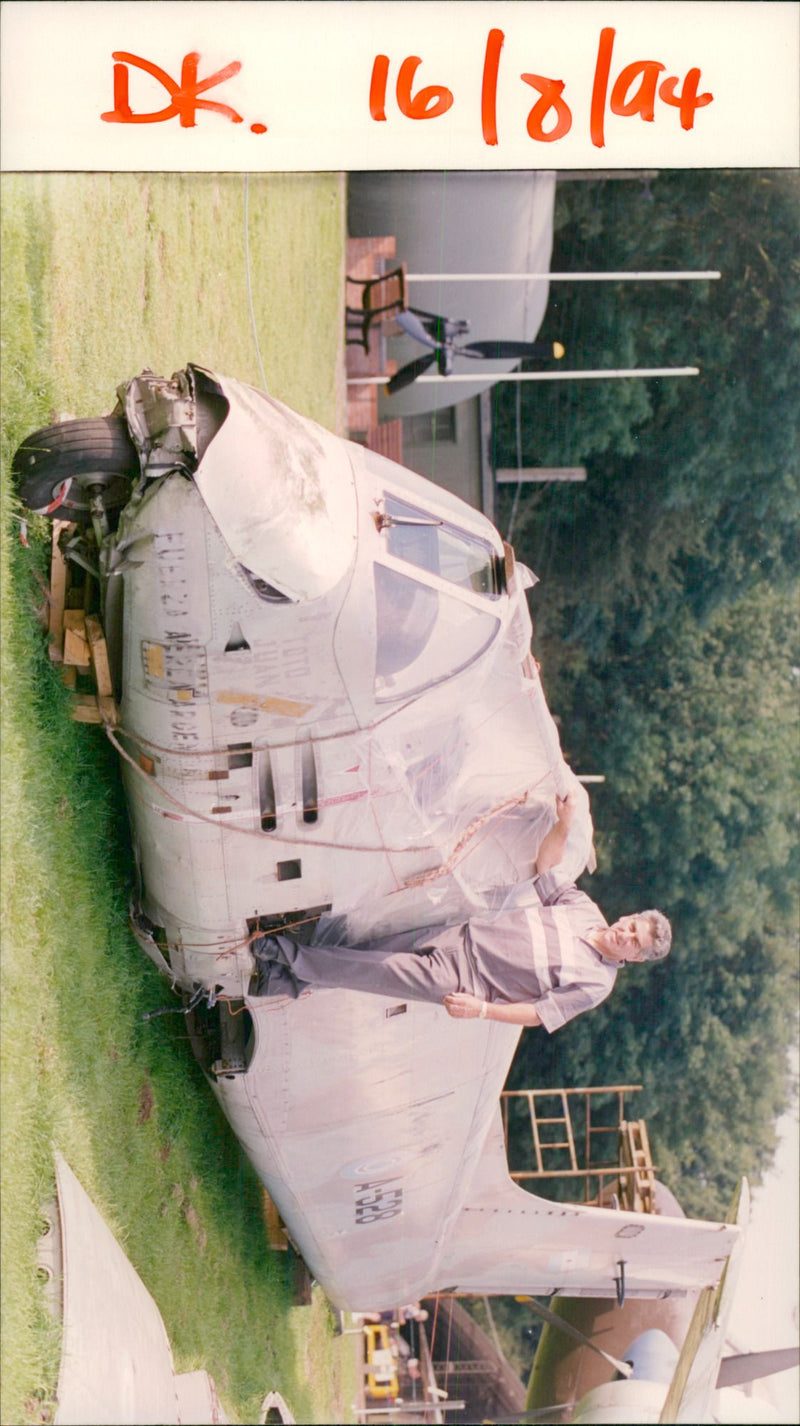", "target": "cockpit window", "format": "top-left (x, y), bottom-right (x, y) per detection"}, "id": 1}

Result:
top-left (380, 495), bottom-right (500, 597)
top-left (374, 564), bottom-right (500, 701)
